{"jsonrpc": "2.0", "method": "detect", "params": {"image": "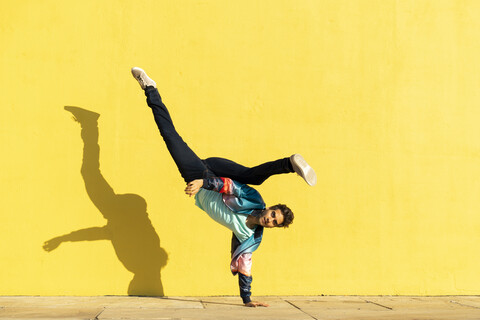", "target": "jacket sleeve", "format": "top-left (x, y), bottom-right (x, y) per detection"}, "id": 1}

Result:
top-left (202, 177), bottom-right (245, 196)
top-left (231, 234), bottom-right (253, 304)
top-left (239, 272), bottom-right (252, 304)
top-left (202, 177), bottom-right (264, 209)
top-left (236, 253), bottom-right (254, 304)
